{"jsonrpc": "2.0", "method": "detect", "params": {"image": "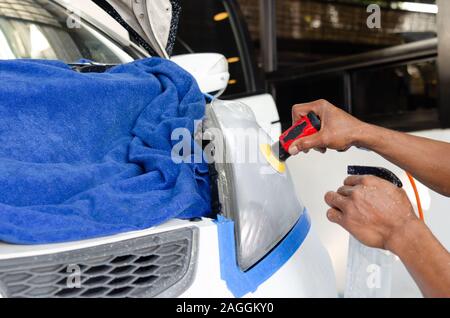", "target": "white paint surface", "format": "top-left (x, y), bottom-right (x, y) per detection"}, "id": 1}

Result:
top-left (181, 223), bottom-right (337, 298)
top-left (0, 217), bottom-right (337, 297)
top-left (234, 94), bottom-right (282, 141)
